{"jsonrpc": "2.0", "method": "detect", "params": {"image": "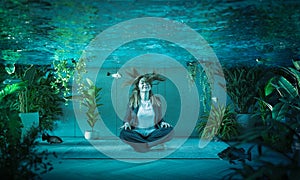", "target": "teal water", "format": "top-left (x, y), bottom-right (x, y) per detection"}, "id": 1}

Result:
top-left (1, 0), bottom-right (299, 67)
top-left (1, 0), bottom-right (300, 137)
